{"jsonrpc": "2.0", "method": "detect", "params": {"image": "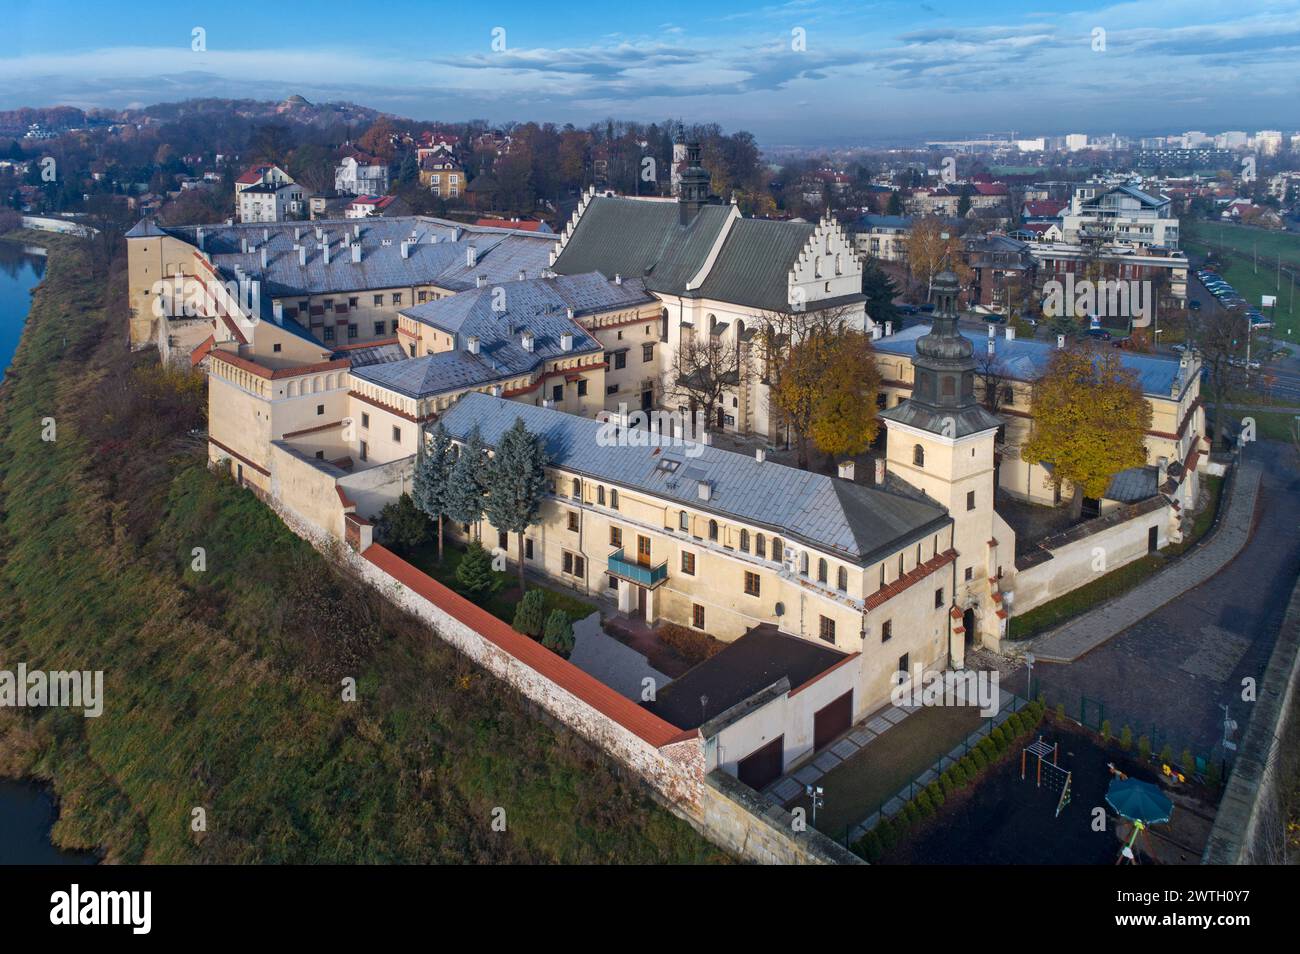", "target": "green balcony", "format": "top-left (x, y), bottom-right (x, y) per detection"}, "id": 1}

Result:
top-left (607, 548), bottom-right (668, 588)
